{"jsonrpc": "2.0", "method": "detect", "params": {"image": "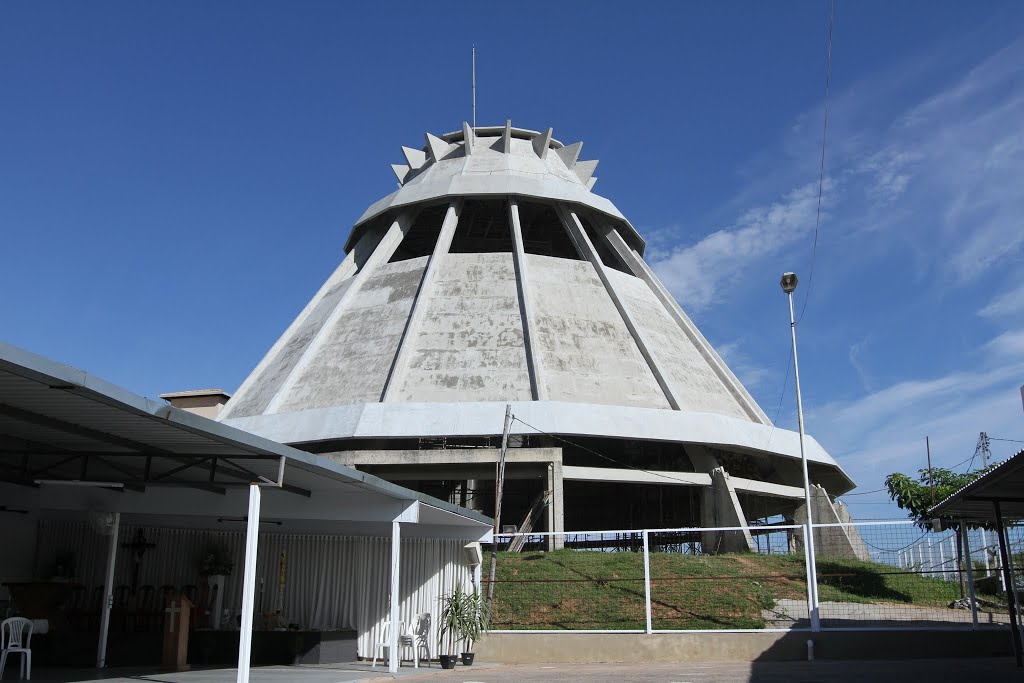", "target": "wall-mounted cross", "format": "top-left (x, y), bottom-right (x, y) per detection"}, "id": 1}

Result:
top-left (121, 528), bottom-right (156, 592)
